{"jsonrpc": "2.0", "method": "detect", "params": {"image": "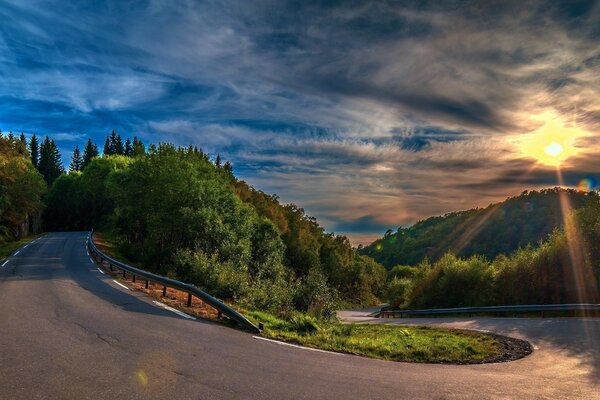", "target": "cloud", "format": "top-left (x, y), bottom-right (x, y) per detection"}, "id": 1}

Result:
top-left (1, 0), bottom-right (599, 244)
